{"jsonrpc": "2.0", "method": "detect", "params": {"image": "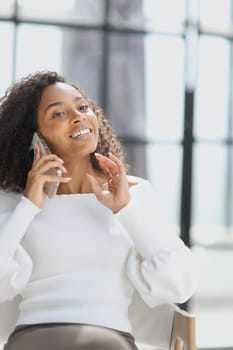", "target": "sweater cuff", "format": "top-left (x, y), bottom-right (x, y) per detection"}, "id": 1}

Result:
top-left (21, 196), bottom-right (41, 213)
